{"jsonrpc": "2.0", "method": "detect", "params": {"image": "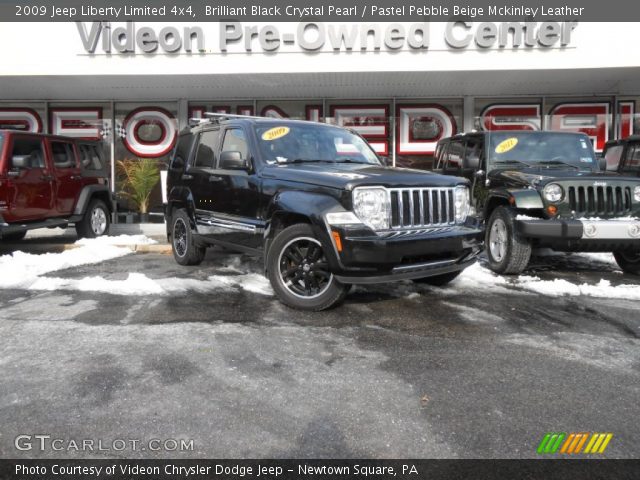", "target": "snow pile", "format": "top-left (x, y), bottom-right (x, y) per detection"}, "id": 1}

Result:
top-left (444, 263), bottom-right (511, 293)
top-left (0, 245), bottom-right (131, 289)
top-left (75, 234), bottom-right (157, 246)
top-left (29, 272), bottom-right (273, 297)
top-left (446, 261), bottom-right (640, 301)
top-left (517, 276), bottom-right (640, 300)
